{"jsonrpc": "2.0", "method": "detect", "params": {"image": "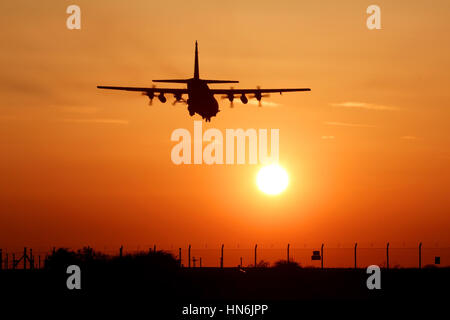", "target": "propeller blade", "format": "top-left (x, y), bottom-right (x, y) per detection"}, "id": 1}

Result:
top-left (250, 86), bottom-right (270, 106)
top-left (143, 85), bottom-right (156, 105)
top-left (172, 98), bottom-right (187, 105)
